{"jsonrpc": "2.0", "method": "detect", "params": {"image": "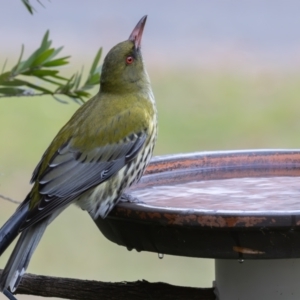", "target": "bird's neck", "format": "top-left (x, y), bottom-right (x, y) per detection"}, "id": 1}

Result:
top-left (100, 69), bottom-right (151, 95)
